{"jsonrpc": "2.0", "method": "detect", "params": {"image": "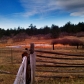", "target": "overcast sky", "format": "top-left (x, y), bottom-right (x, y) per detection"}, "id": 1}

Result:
top-left (0, 0), bottom-right (84, 29)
